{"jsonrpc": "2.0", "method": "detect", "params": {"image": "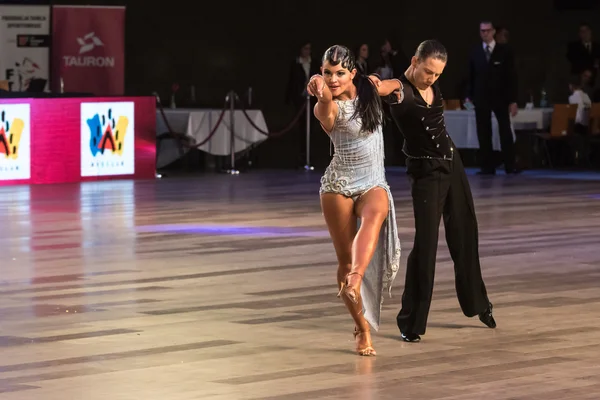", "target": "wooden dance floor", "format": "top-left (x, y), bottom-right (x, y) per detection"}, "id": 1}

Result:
top-left (0, 168), bottom-right (599, 399)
